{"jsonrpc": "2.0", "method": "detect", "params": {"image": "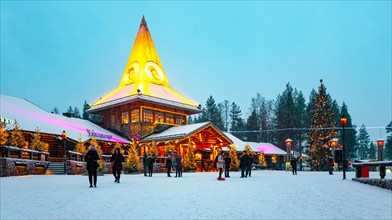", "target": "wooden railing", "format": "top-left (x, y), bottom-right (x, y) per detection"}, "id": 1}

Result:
top-left (0, 146), bottom-right (49, 161)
